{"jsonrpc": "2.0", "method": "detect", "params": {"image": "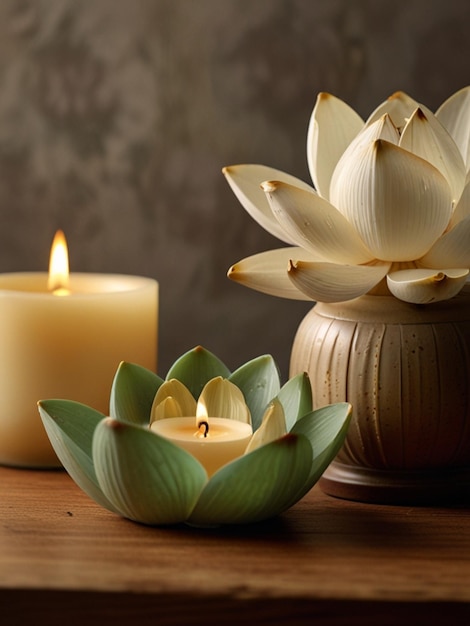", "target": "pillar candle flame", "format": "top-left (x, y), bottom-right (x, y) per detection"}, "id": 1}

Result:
top-left (48, 230), bottom-right (70, 296)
